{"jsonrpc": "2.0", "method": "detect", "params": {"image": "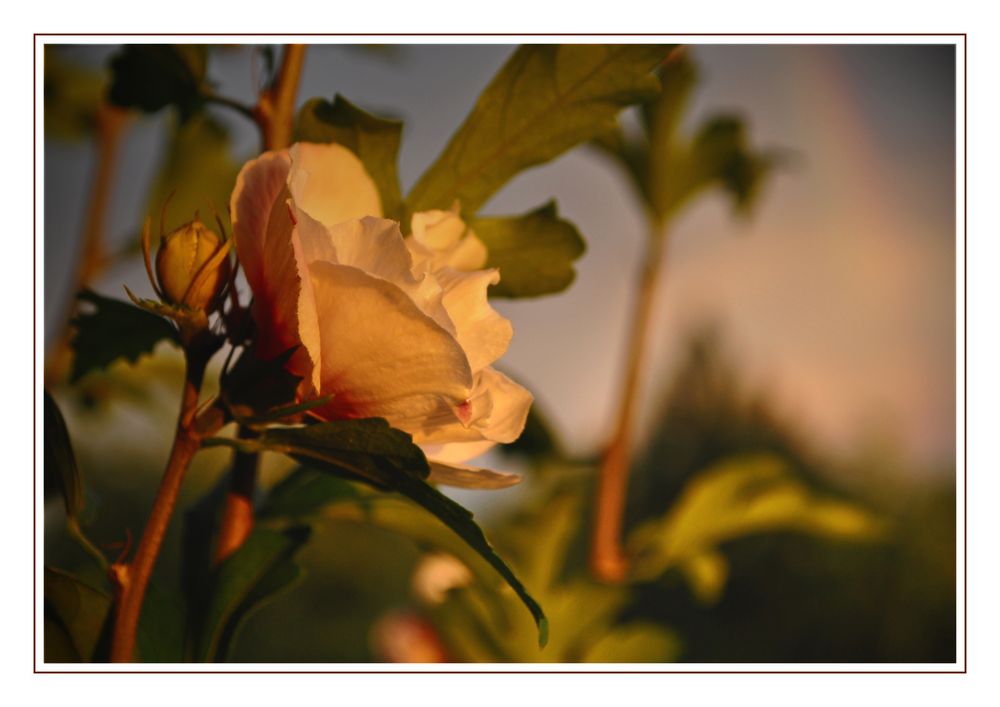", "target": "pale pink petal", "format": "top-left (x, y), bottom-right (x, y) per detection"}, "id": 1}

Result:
top-left (304, 261), bottom-right (473, 431)
top-left (423, 439), bottom-right (497, 465)
top-left (231, 151), bottom-right (316, 380)
top-left (427, 461), bottom-right (522, 489)
top-left (435, 268), bottom-right (513, 373)
top-left (410, 209), bottom-right (488, 272)
top-left (288, 142), bottom-right (382, 226)
top-left (293, 210), bottom-right (455, 334)
top-left (415, 367), bottom-right (532, 446)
